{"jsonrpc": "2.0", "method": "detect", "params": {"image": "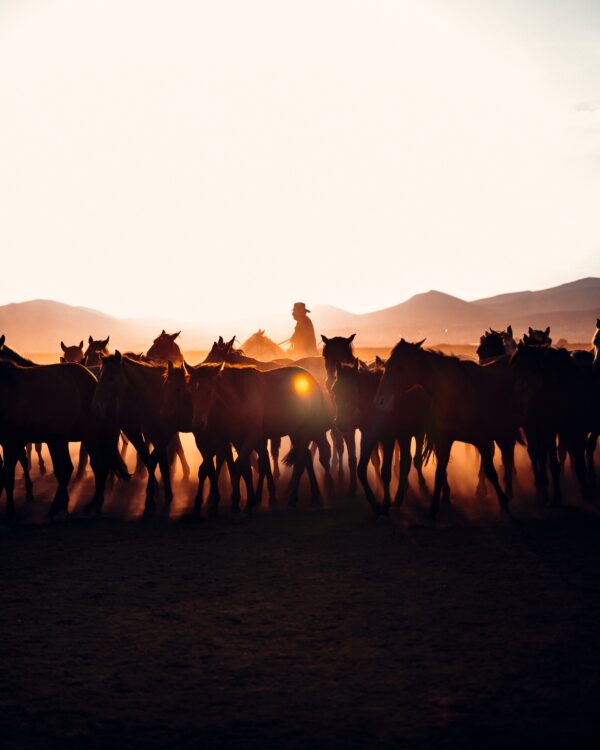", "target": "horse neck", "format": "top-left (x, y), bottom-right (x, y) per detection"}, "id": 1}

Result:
top-left (0, 345), bottom-right (36, 366)
top-left (357, 370), bottom-right (380, 416)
